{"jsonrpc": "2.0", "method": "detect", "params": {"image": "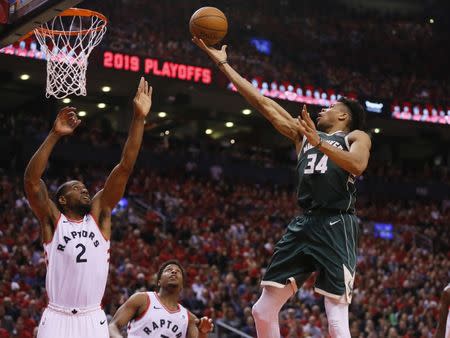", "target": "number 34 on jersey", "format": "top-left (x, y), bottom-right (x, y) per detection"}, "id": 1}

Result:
top-left (304, 153), bottom-right (329, 174)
